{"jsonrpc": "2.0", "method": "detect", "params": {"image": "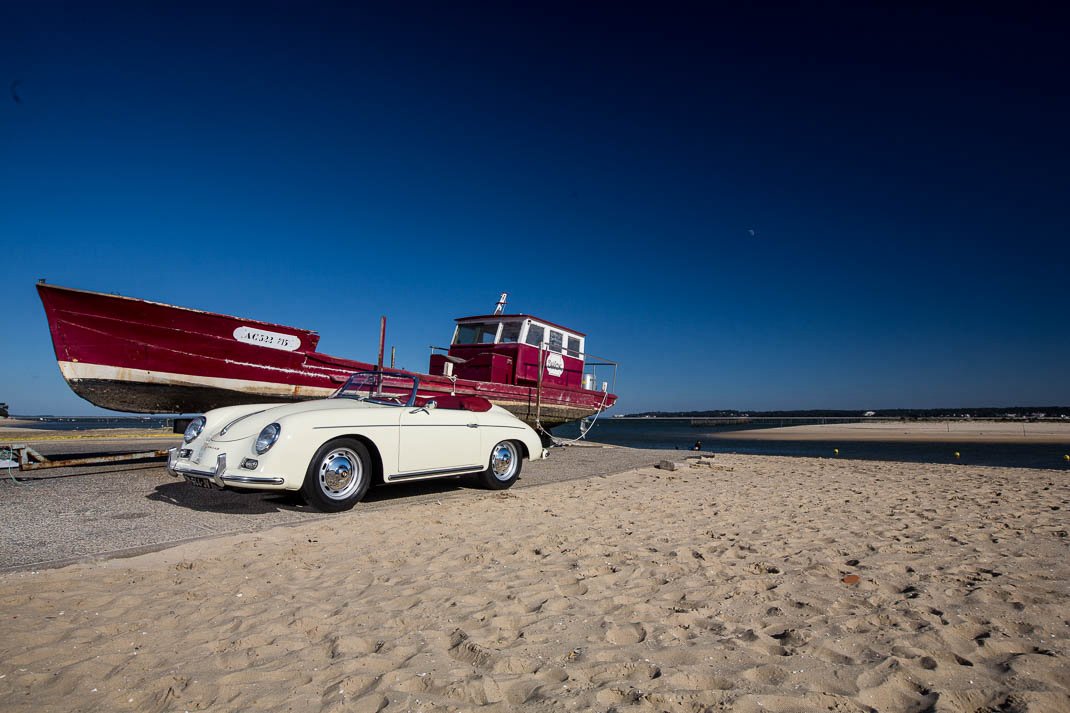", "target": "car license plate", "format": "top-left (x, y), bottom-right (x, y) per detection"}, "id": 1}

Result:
top-left (184, 475), bottom-right (219, 489)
